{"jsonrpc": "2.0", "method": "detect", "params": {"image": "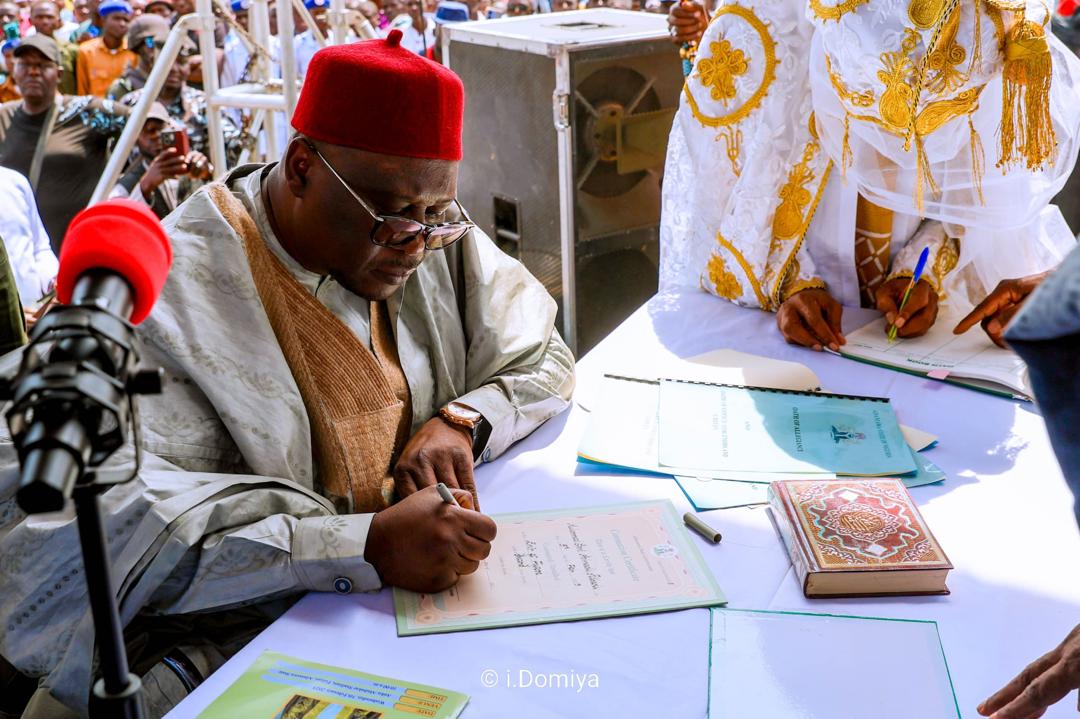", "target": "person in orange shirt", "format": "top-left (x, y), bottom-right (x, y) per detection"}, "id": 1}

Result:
top-left (0, 40), bottom-right (21, 103)
top-left (74, 0), bottom-right (134, 96)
